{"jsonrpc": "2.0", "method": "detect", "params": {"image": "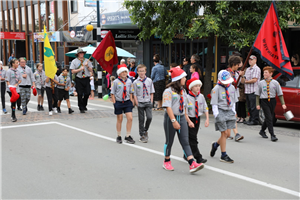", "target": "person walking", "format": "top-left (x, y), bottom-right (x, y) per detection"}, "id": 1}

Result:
top-left (0, 61), bottom-right (7, 114)
top-left (255, 66), bottom-right (286, 142)
top-left (241, 55), bottom-right (261, 125)
top-left (34, 63), bottom-right (46, 111)
top-left (70, 48), bottom-right (94, 113)
top-left (151, 54), bottom-right (168, 110)
top-left (57, 68), bottom-right (74, 114)
top-left (162, 67), bottom-right (204, 173)
top-left (45, 74), bottom-right (59, 116)
top-left (18, 57), bottom-right (36, 115)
